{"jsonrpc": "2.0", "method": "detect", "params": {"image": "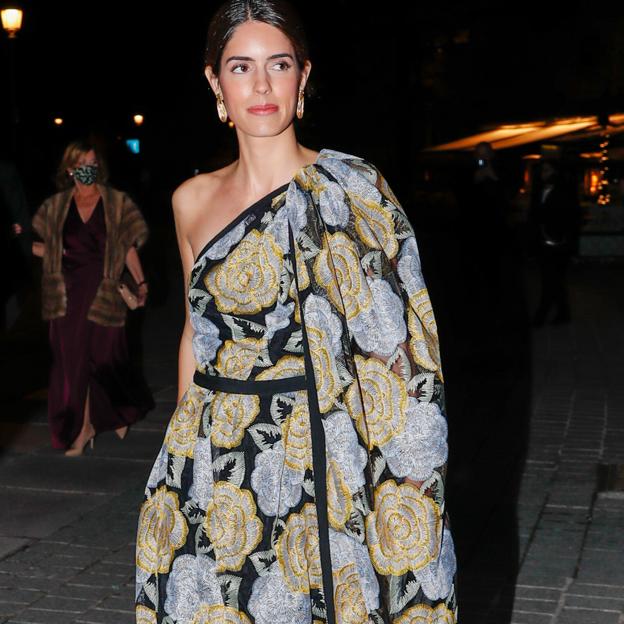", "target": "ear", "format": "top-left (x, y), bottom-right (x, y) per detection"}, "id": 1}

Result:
top-left (299, 60), bottom-right (312, 92)
top-left (204, 65), bottom-right (221, 95)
